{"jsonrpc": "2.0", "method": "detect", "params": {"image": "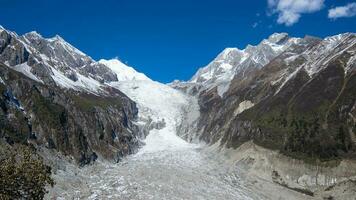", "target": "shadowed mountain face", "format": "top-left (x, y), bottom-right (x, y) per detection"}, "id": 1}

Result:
top-left (173, 32), bottom-right (356, 162)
